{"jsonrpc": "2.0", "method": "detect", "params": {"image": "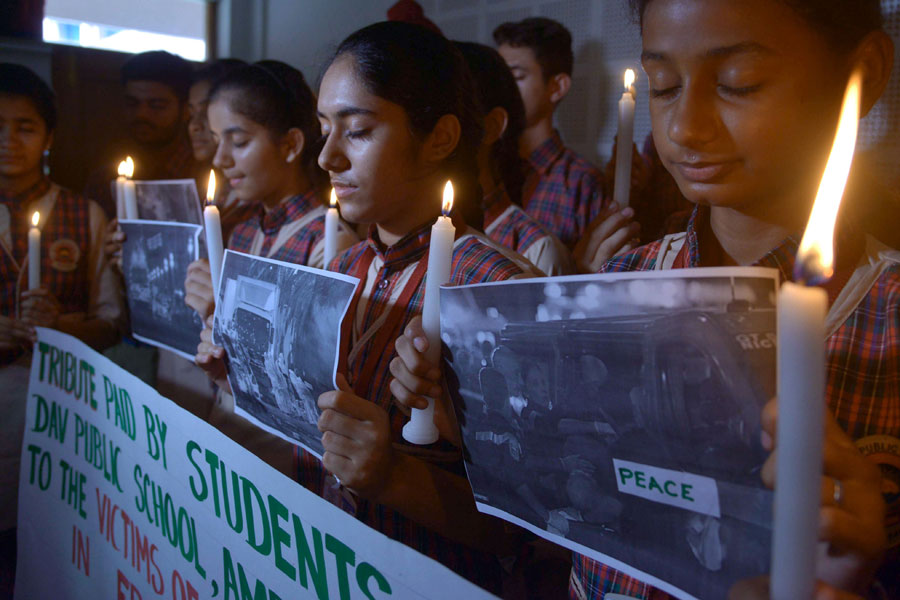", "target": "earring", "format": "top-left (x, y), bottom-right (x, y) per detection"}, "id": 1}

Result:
top-left (42, 149), bottom-right (50, 177)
